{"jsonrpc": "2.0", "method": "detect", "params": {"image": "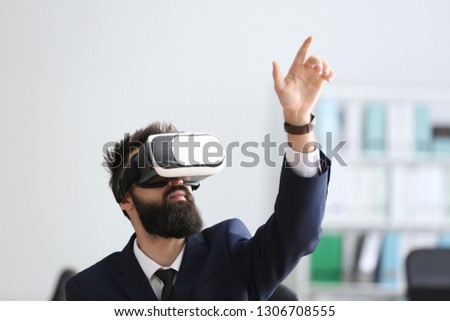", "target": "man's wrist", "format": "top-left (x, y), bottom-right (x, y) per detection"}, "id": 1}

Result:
top-left (283, 110), bottom-right (311, 126)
